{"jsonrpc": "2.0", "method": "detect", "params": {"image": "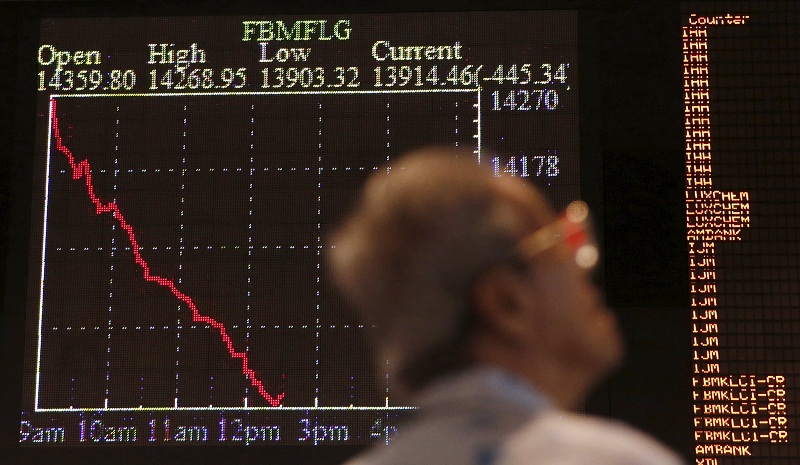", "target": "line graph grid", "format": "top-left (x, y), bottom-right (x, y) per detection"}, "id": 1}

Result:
top-left (35, 90), bottom-right (479, 411)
